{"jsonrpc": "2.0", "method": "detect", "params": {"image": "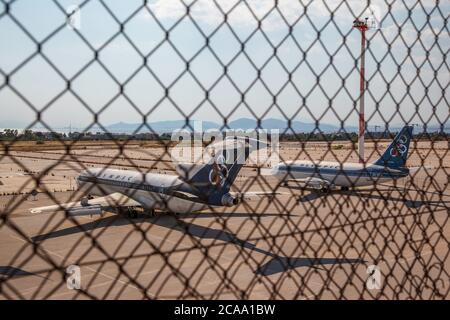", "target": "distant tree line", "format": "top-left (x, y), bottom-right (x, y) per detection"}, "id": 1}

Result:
top-left (0, 129), bottom-right (160, 142)
top-left (0, 129), bottom-right (66, 141)
top-left (0, 129), bottom-right (447, 142)
top-left (281, 131), bottom-right (448, 141)
top-left (280, 131), bottom-right (359, 142)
